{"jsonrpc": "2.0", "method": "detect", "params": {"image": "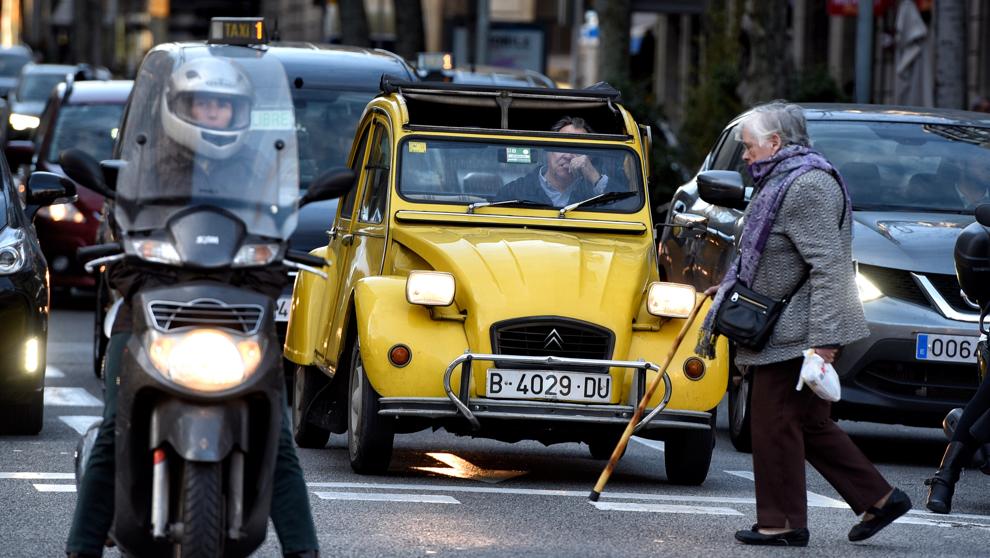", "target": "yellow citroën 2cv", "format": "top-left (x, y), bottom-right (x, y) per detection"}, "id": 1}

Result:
top-left (284, 78), bottom-right (729, 485)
